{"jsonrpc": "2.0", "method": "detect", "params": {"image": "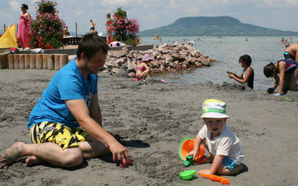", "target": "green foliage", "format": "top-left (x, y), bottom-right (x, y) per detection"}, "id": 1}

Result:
top-left (30, 0), bottom-right (65, 49)
top-left (108, 7), bottom-right (140, 45)
top-left (114, 8), bottom-right (127, 19)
